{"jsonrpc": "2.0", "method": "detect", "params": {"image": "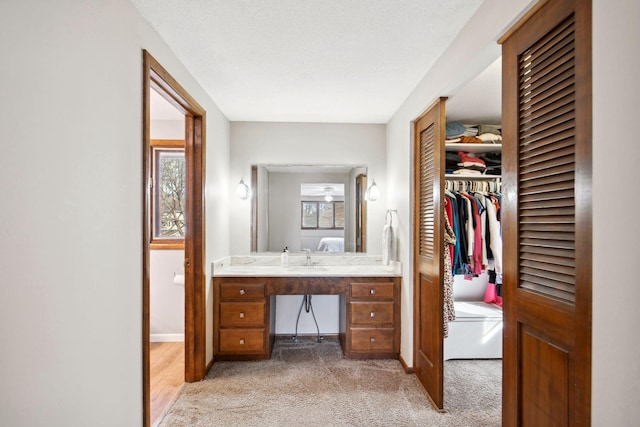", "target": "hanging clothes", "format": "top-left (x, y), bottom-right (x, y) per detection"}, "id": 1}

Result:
top-left (443, 181), bottom-right (502, 278)
top-left (444, 197), bottom-right (454, 265)
top-left (453, 193), bottom-right (469, 274)
top-left (460, 192), bottom-right (484, 275)
top-left (443, 205), bottom-right (456, 338)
